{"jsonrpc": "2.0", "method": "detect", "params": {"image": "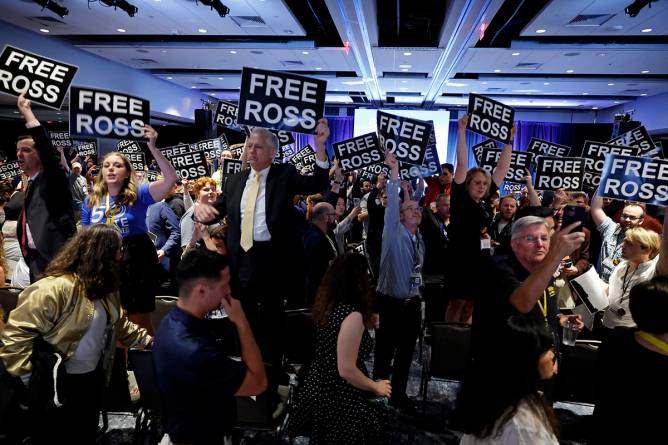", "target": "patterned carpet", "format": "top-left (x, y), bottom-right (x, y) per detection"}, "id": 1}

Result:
top-left (100, 345), bottom-right (593, 445)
